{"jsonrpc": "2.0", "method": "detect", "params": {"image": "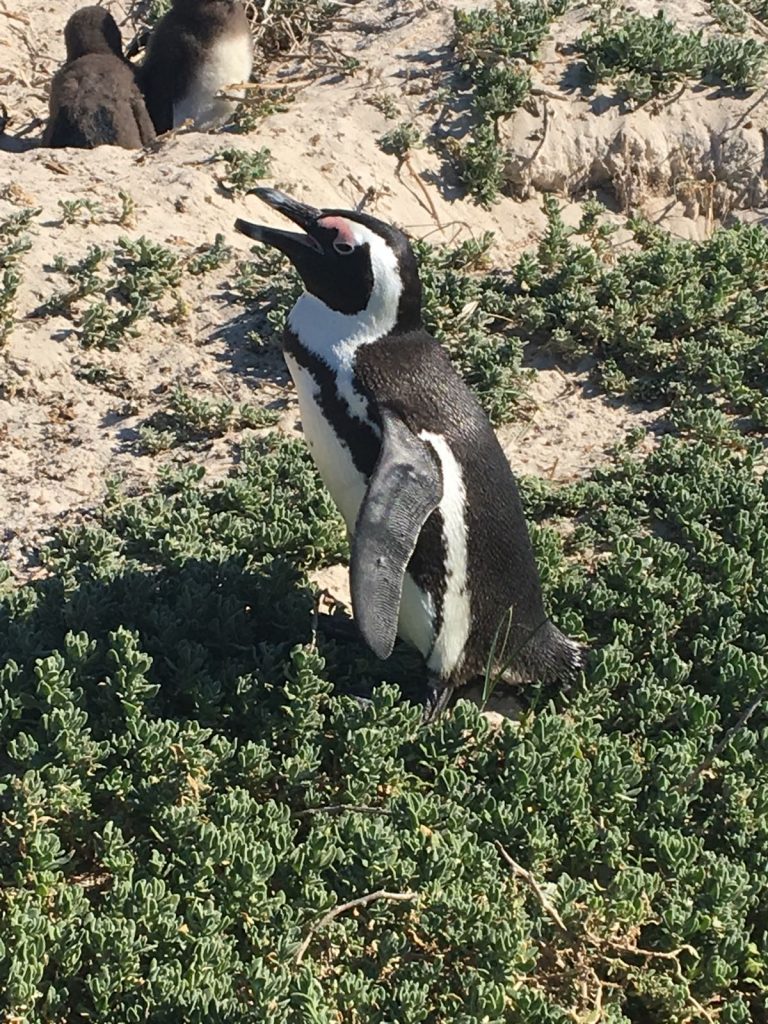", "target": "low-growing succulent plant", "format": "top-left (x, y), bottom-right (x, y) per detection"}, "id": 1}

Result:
top-left (1, 405), bottom-right (766, 1022)
top-left (218, 146), bottom-right (274, 193)
top-left (0, 208), bottom-right (38, 345)
top-left (136, 385), bottom-right (279, 454)
top-left (576, 8), bottom-right (768, 101)
top-left (39, 230), bottom-right (232, 350)
top-left (508, 197), bottom-right (768, 425)
top-left (451, 0), bottom-right (567, 204)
